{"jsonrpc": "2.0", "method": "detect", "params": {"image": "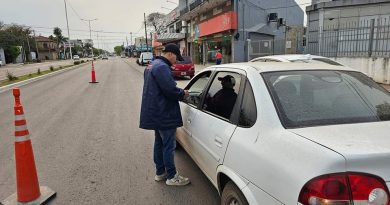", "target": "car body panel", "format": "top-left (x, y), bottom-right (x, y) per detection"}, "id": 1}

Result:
top-left (172, 57), bottom-right (195, 77)
top-left (177, 62), bottom-right (389, 204)
top-left (172, 64), bottom-right (195, 77)
top-left (138, 52), bottom-right (153, 65)
top-left (290, 122), bottom-right (390, 181)
top-left (243, 183), bottom-right (283, 205)
top-left (250, 54), bottom-right (344, 66)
